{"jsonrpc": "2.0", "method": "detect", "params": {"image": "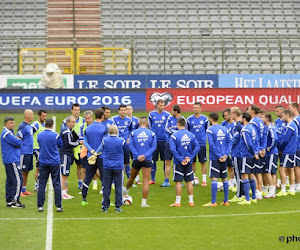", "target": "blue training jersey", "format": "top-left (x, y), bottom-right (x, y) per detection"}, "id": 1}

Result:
top-left (148, 110), bottom-right (170, 141)
top-left (265, 124), bottom-right (278, 156)
top-left (240, 124), bottom-right (259, 158)
top-left (293, 115), bottom-right (300, 151)
top-left (84, 121), bottom-right (106, 158)
top-left (207, 124), bottom-right (232, 160)
top-left (187, 114), bottom-right (208, 146)
top-left (1, 127), bottom-right (22, 165)
top-left (60, 126), bottom-right (79, 155)
top-left (275, 118), bottom-right (286, 144)
top-left (130, 116), bottom-right (139, 130)
top-left (38, 129), bottom-right (62, 166)
top-left (221, 120), bottom-right (235, 137)
top-left (112, 115), bottom-right (132, 140)
top-left (231, 121), bottom-right (243, 158)
top-left (279, 120), bottom-right (298, 155)
top-left (165, 115), bottom-right (186, 143)
top-left (102, 118), bottom-right (114, 135)
top-left (98, 135), bottom-right (126, 170)
top-left (129, 127), bottom-right (157, 161)
top-left (17, 121), bottom-right (33, 155)
top-left (169, 129), bottom-right (200, 164)
top-left (249, 116), bottom-right (265, 151)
